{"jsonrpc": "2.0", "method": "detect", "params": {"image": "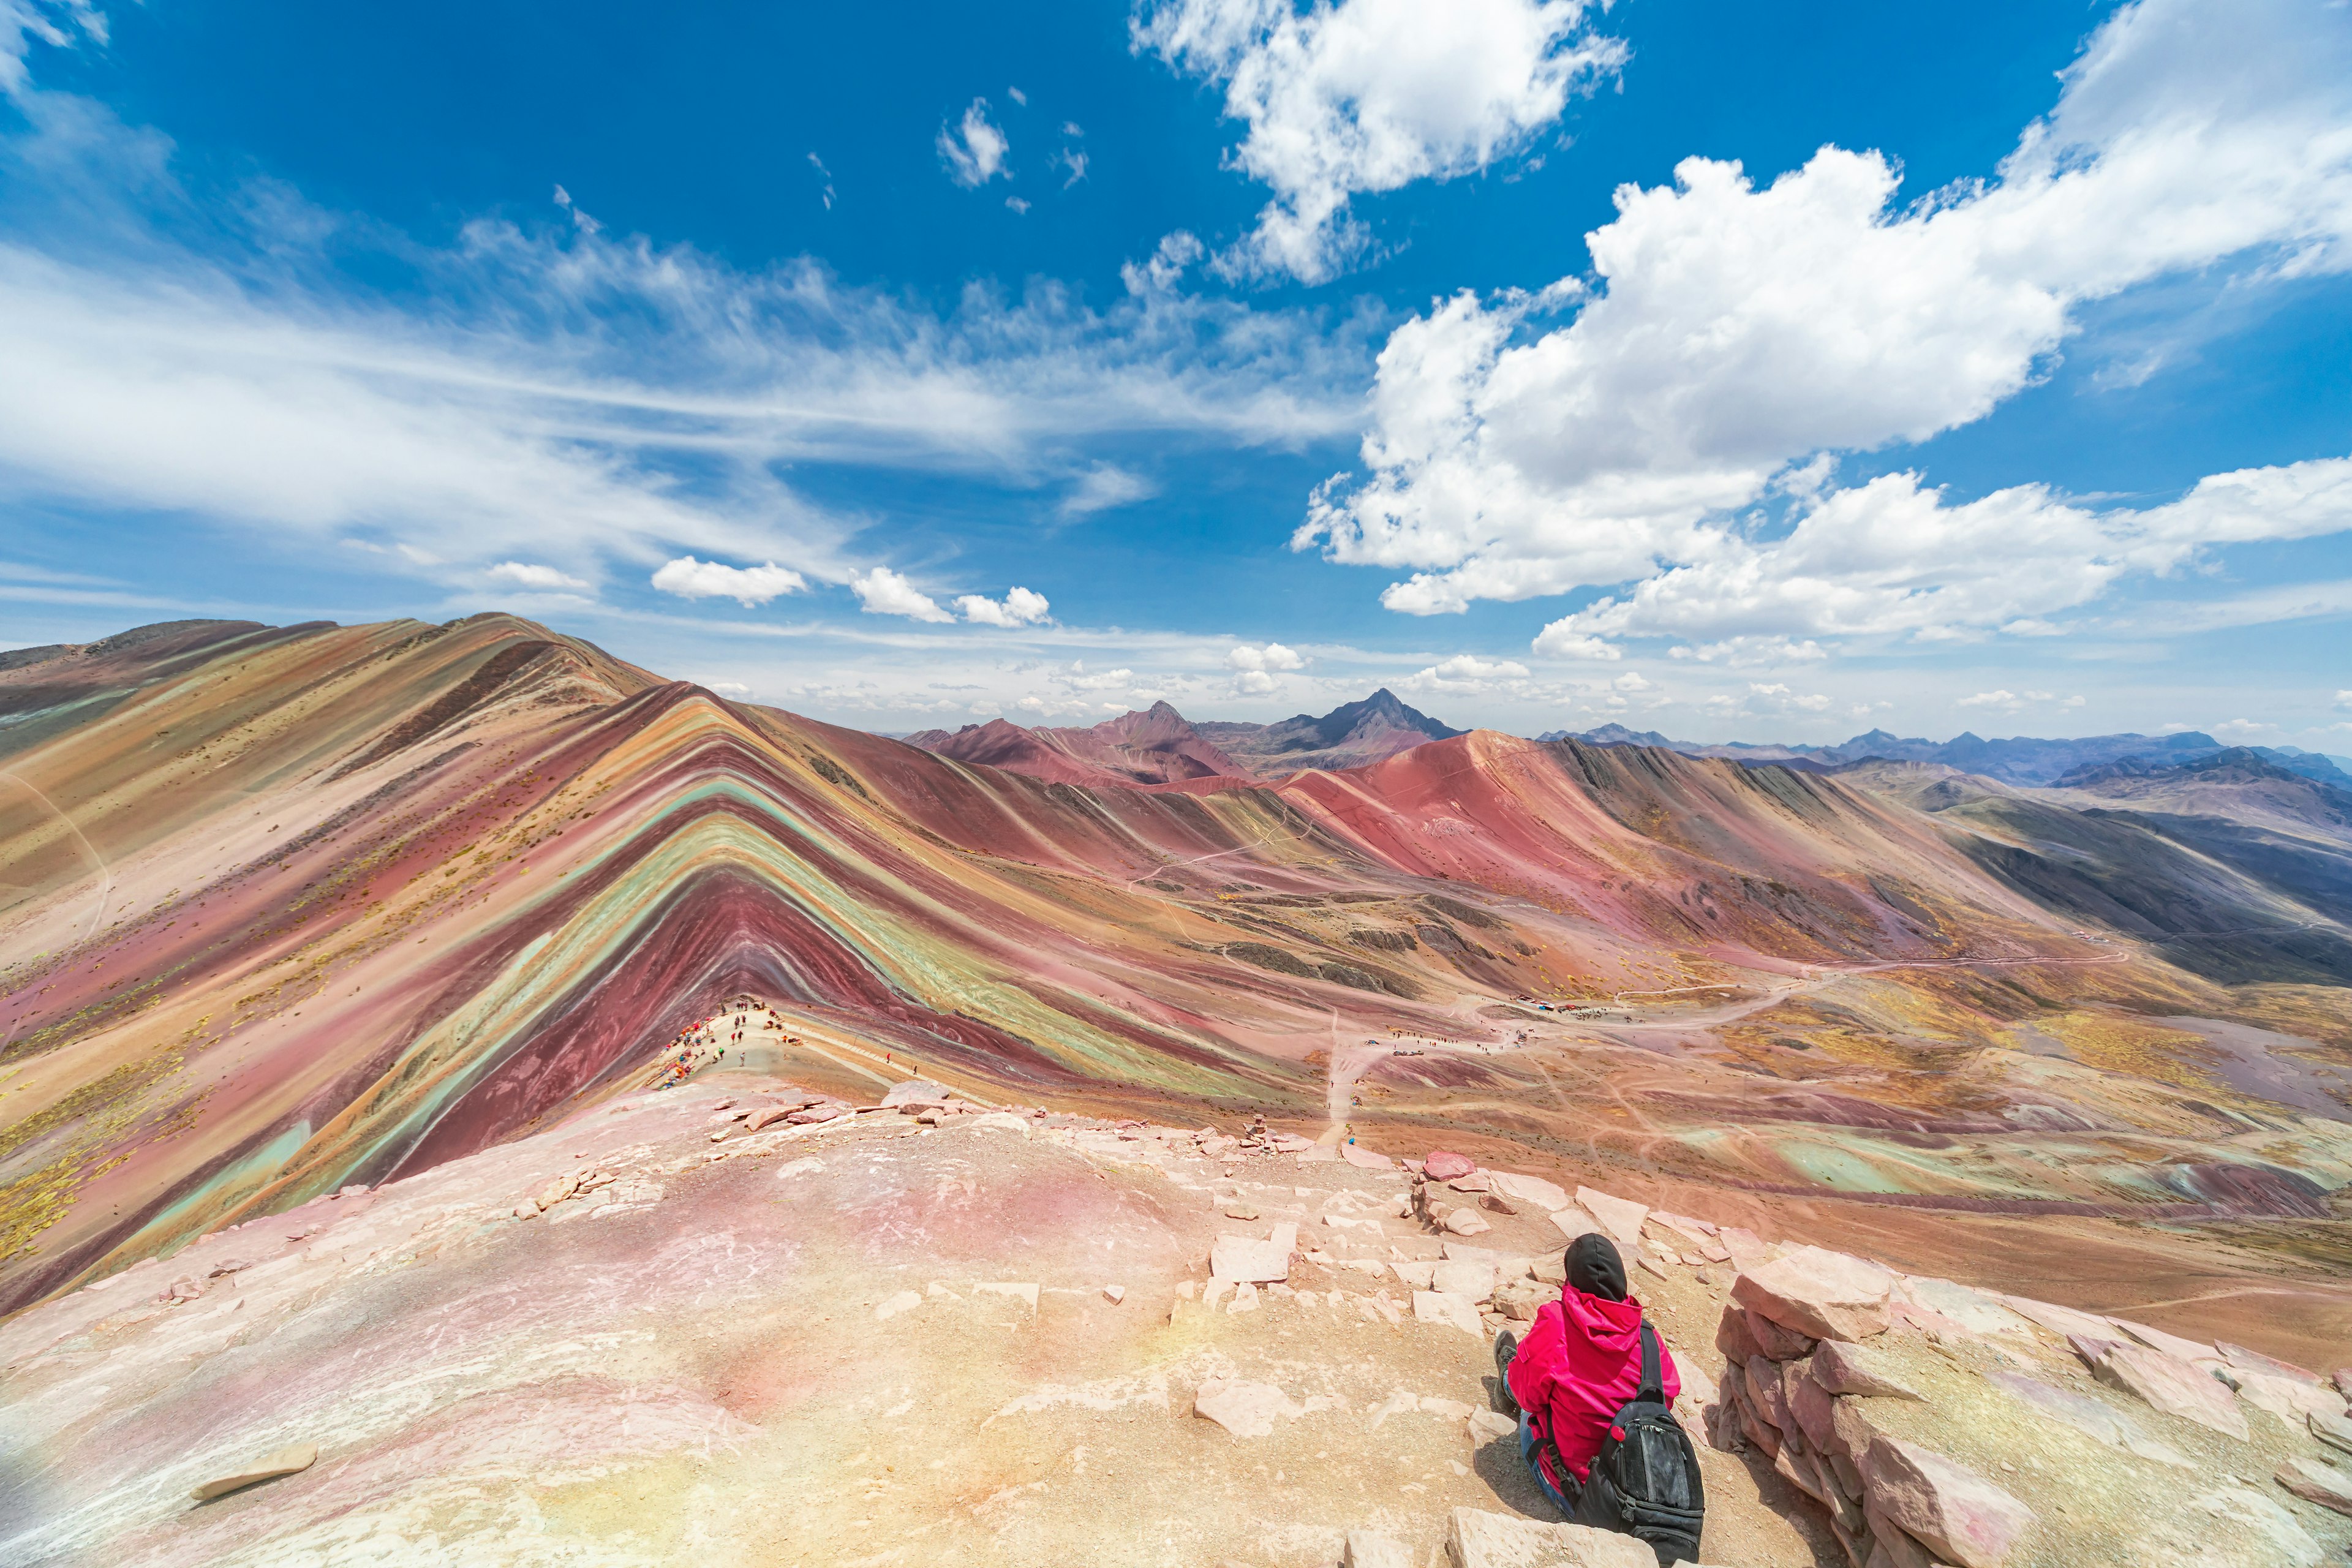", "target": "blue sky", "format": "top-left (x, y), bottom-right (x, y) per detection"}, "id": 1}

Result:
top-left (1, 0), bottom-right (2348, 748)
